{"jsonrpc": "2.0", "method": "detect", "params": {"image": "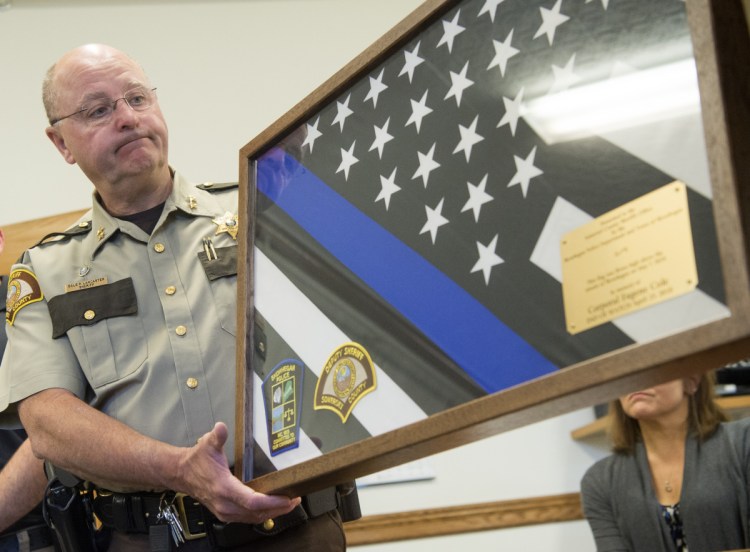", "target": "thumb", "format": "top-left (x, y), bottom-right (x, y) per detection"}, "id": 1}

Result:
top-left (200, 421), bottom-right (228, 452)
